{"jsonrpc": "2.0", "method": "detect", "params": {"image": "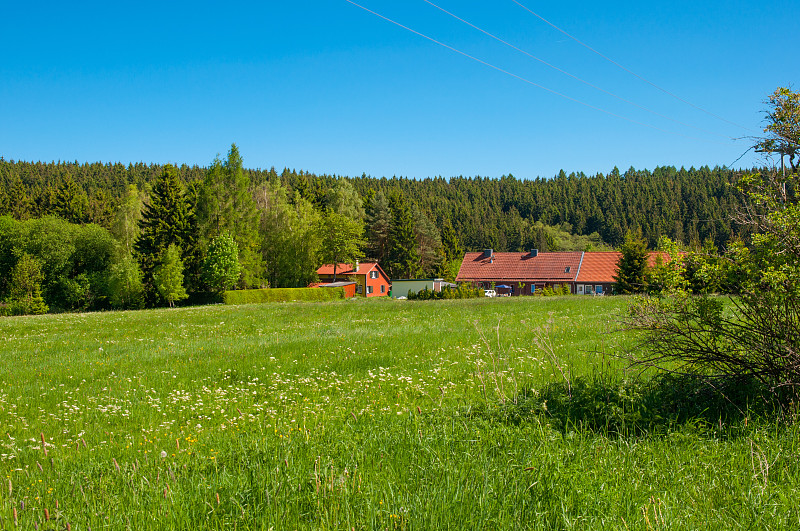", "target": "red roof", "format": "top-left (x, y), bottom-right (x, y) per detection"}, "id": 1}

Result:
top-left (576, 252), bottom-right (675, 283)
top-left (456, 252), bottom-right (583, 282)
top-left (575, 252), bottom-right (620, 283)
top-left (317, 262), bottom-right (380, 276)
top-left (457, 251), bottom-right (678, 284)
